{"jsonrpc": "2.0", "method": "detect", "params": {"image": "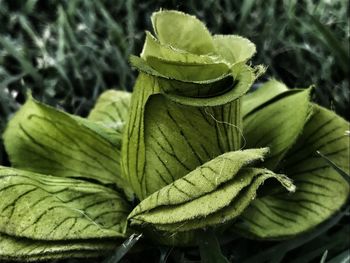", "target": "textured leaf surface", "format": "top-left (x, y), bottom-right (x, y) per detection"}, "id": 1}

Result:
top-left (145, 56), bottom-right (229, 82)
top-left (151, 10), bottom-right (215, 55)
top-left (128, 149), bottom-right (295, 232)
top-left (163, 63), bottom-right (254, 107)
top-left (243, 88), bottom-right (312, 169)
top-left (236, 104), bottom-right (349, 238)
top-left (0, 232), bottom-right (117, 262)
top-left (141, 31), bottom-right (214, 64)
top-left (213, 35), bottom-right (256, 64)
top-left (122, 66), bottom-right (254, 199)
top-left (130, 148), bottom-right (269, 214)
top-left (88, 89), bottom-right (131, 132)
top-left (0, 166), bottom-right (130, 240)
top-left (124, 9), bottom-right (257, 201)
top-left (3, 96), bottom-right (129, 193)
top-left (242, 79), bottom-right (289, 117)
